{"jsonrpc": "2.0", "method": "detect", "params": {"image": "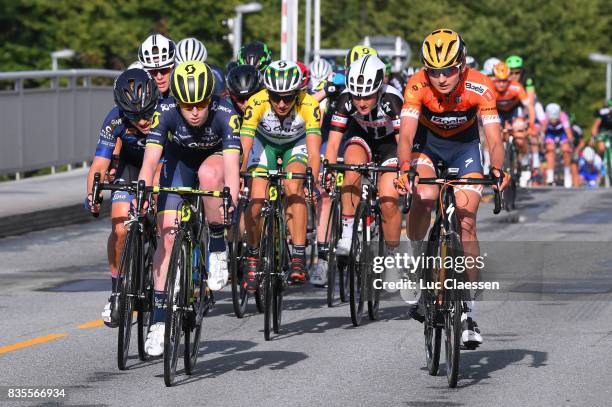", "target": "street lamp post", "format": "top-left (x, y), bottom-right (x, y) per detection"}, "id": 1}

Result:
top-left (589, 53), bottom-right (612, 101)
top-left (51, 49), bottom-right (75, 71)
top-left (232, 2), bottom-right (263, 60)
